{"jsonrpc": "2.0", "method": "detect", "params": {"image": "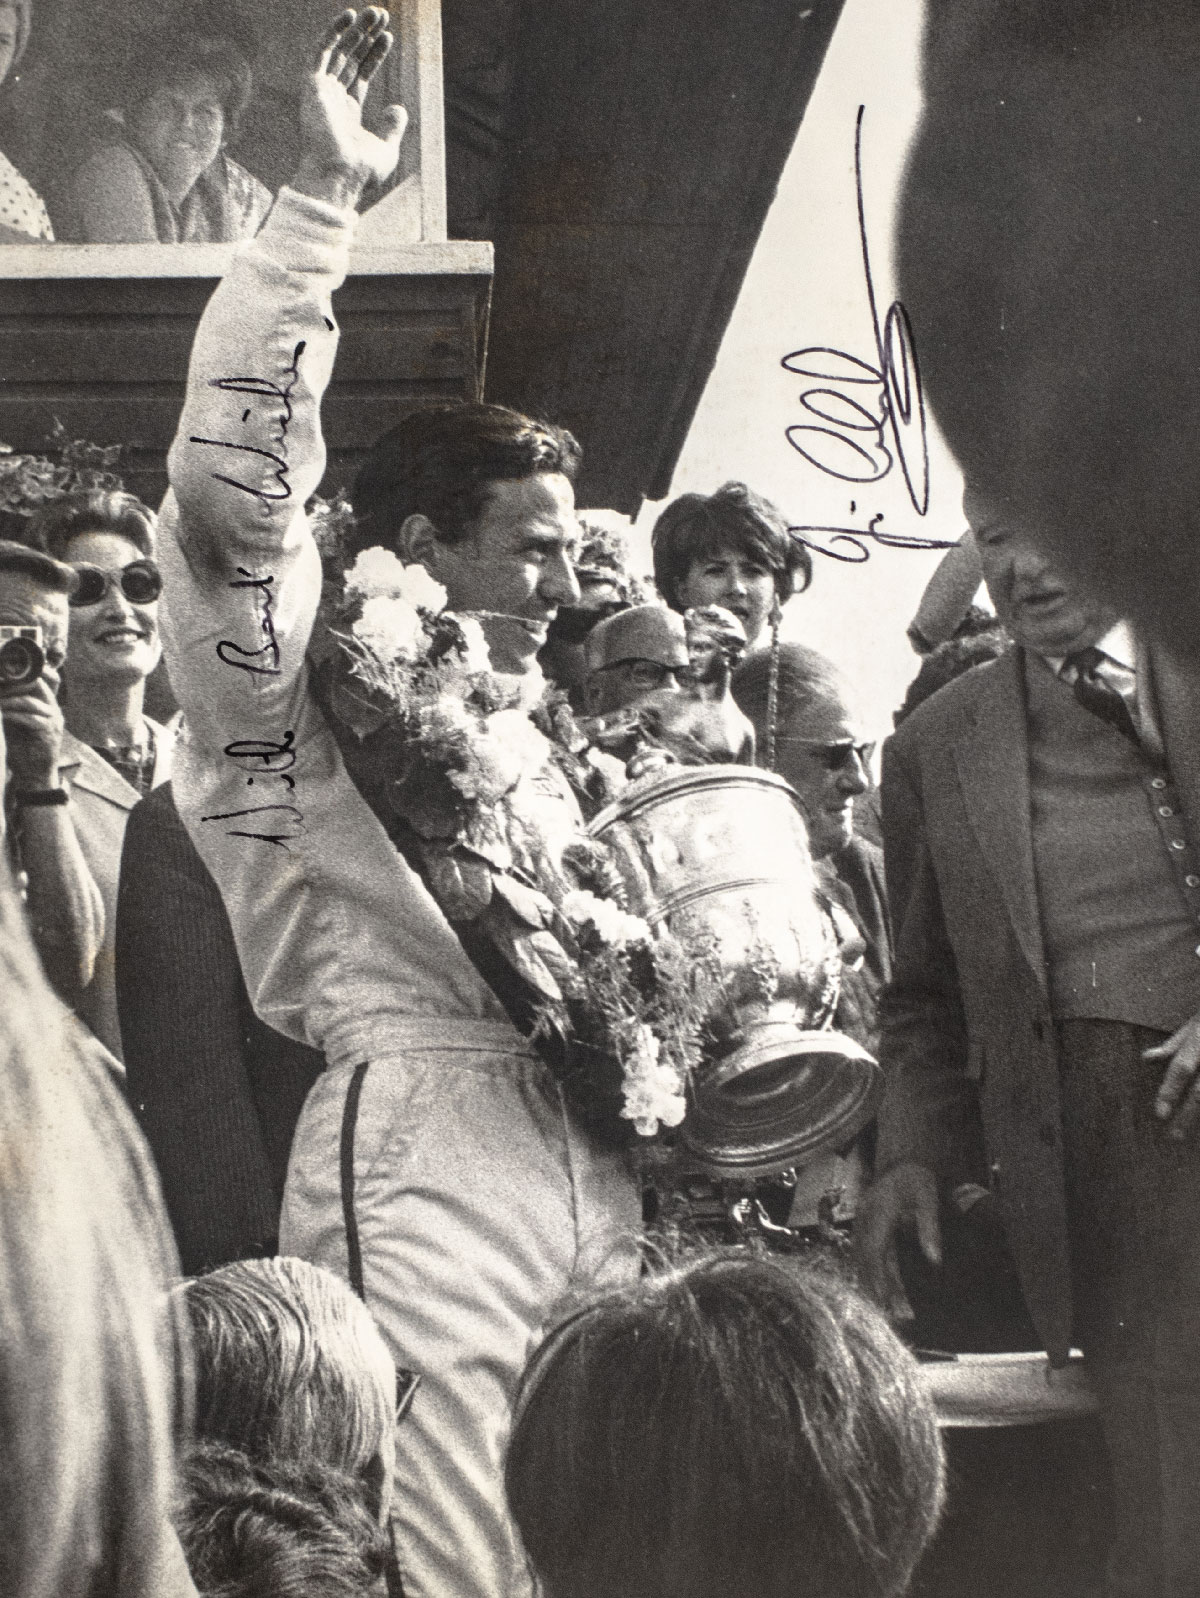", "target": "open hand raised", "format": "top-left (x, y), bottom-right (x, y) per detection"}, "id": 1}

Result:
top-left (294, 8), bottom-right (408, 210)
